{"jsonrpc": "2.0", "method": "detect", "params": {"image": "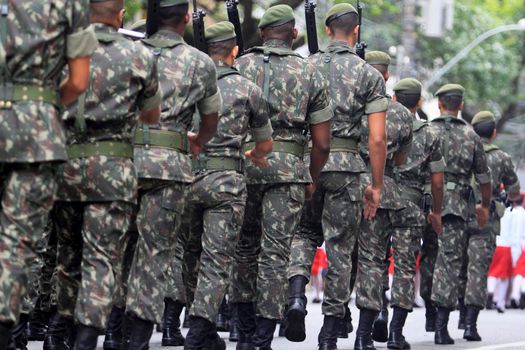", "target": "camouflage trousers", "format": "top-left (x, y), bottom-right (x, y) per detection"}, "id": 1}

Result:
top-left (288, 172), bottom-right (362, 318)
top-left (356, 209), bottom-right (393, 311)
top-left (419, 223), bottom-right (438, 302)
top-left (54, 200), bottom-right (133, 329)
top-left (125, 180), bottom-right (187, 324)
top-left (166, 230), bottom-right (187, 305)
top-left (431, 215), bottom-right (468, 310)
top-left (0, 162), bottom-right (57, 325)
top-left (113, 229), bottom-right (138, 309)
top-left (459, 219), bottom-right (497, 309)
top-left (183, 171), bottom-right (246, 323)
top-left (231, 183), bottom-right (305, 320)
